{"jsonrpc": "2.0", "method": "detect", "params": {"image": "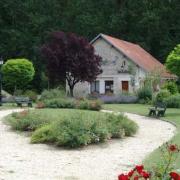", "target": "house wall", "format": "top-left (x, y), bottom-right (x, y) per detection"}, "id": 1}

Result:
top-left (67, 37), bottom-right (147, 97)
